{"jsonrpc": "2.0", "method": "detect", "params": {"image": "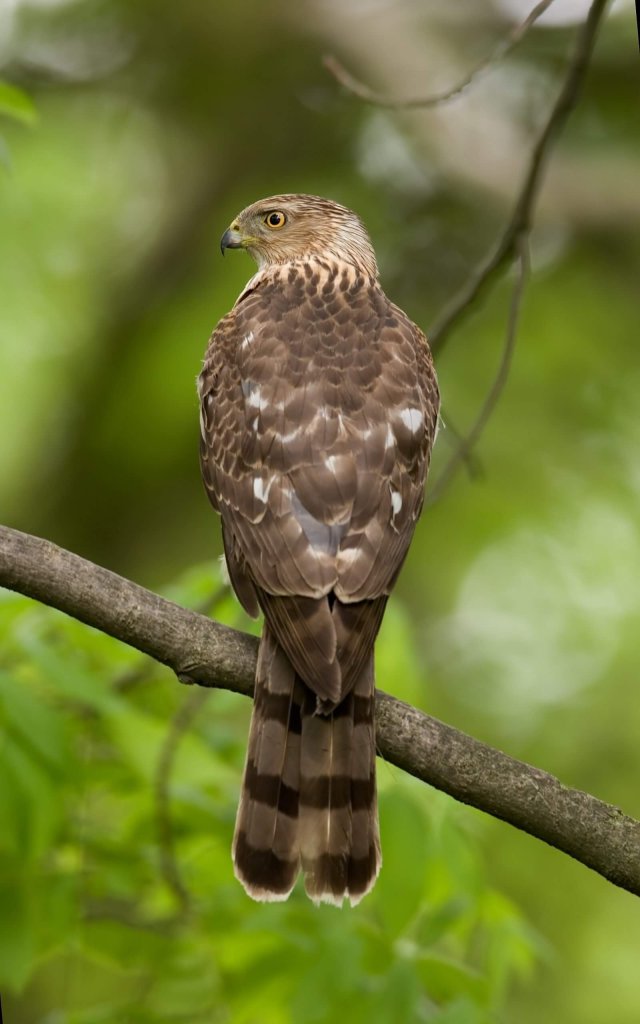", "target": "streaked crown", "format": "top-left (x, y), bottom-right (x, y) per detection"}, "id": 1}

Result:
top-left (221, 194), bottom-right (378, 278)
